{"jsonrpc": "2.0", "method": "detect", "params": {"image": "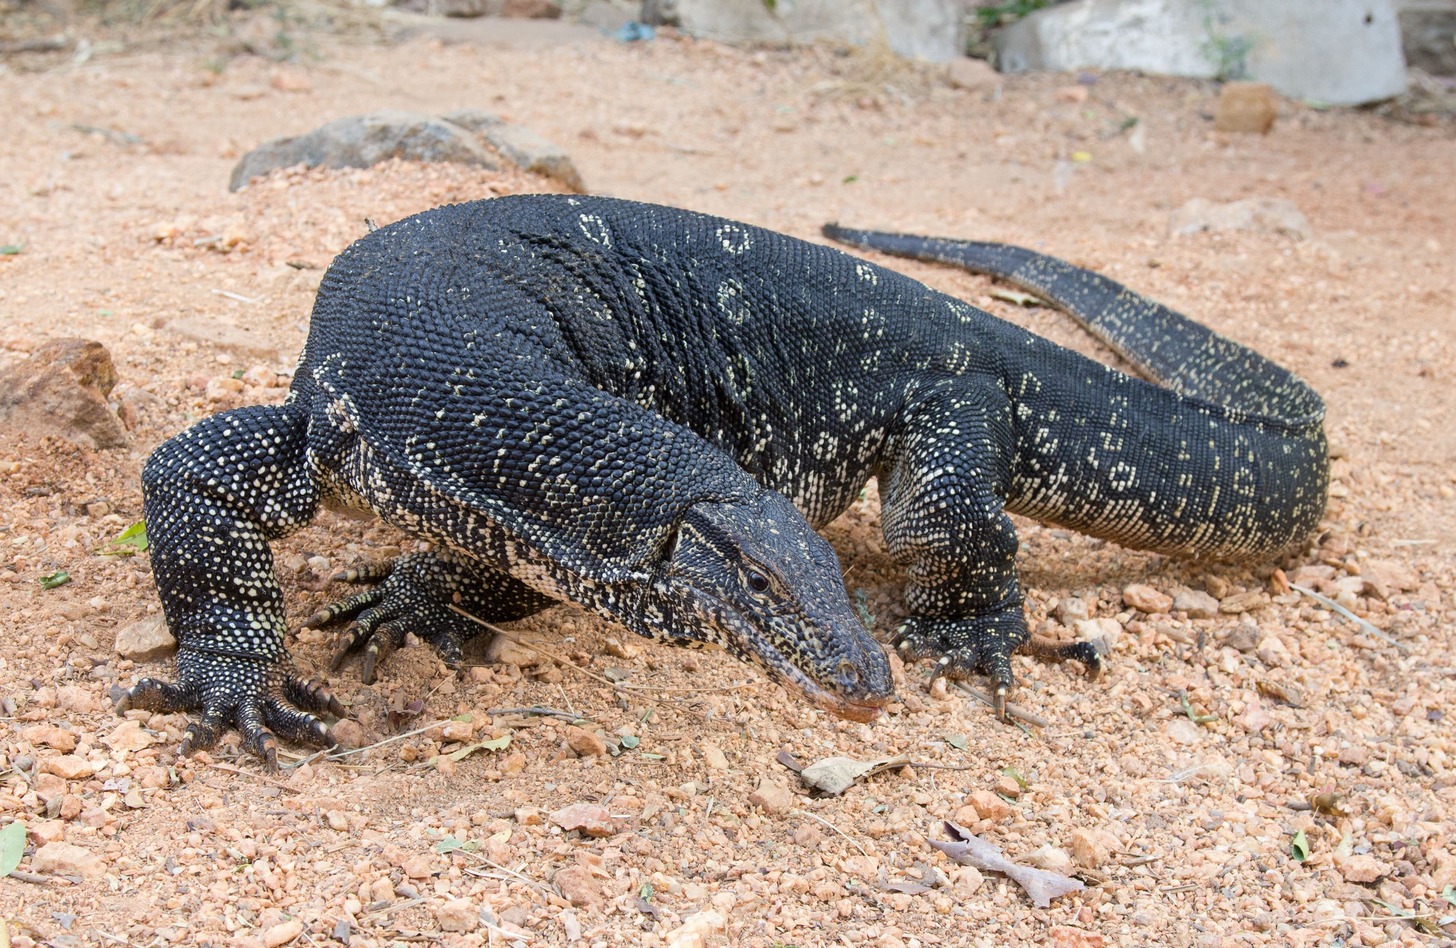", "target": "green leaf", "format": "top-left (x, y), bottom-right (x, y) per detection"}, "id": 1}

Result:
top-left (0, 244), bottom-right (24, 256)
top-left (0, 820), bottom-right (25, 877)
top-left (639, 881), bottom-right (653, 900)
top-left (620, 734), bottom-right (640, 749)
top-left (101, 521), bottom-right (149, 556)
top-left (842, 175), bottom-right (859, 184)
top-left (40, 570), bottom-right (71, 590)
top-left (1179, 693), bottom-right (1218, 724)
top-left (1002, 766), bottom-right (1029, 789)
top-left (944, 734), bottom-right (968, 751)
top-left (1290, 829), bottom-right (1309, 862)
top-left (445, 733), bottom-right (512, 762)
top-left (435, 836), bottom-right (478, 854)
top-left (639, 752), bottom-right (666, 760)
